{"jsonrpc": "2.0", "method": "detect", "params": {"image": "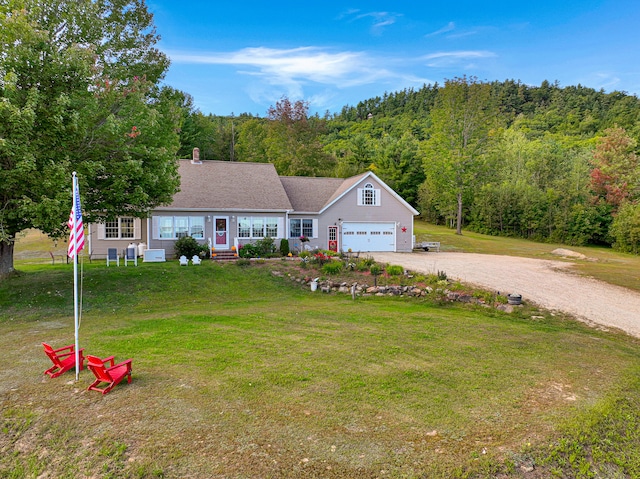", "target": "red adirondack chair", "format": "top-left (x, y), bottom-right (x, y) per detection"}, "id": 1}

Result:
top-left (86, 355), bottom-right (133, 395)
top-left (42, 342), bottom-right (85, 378)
